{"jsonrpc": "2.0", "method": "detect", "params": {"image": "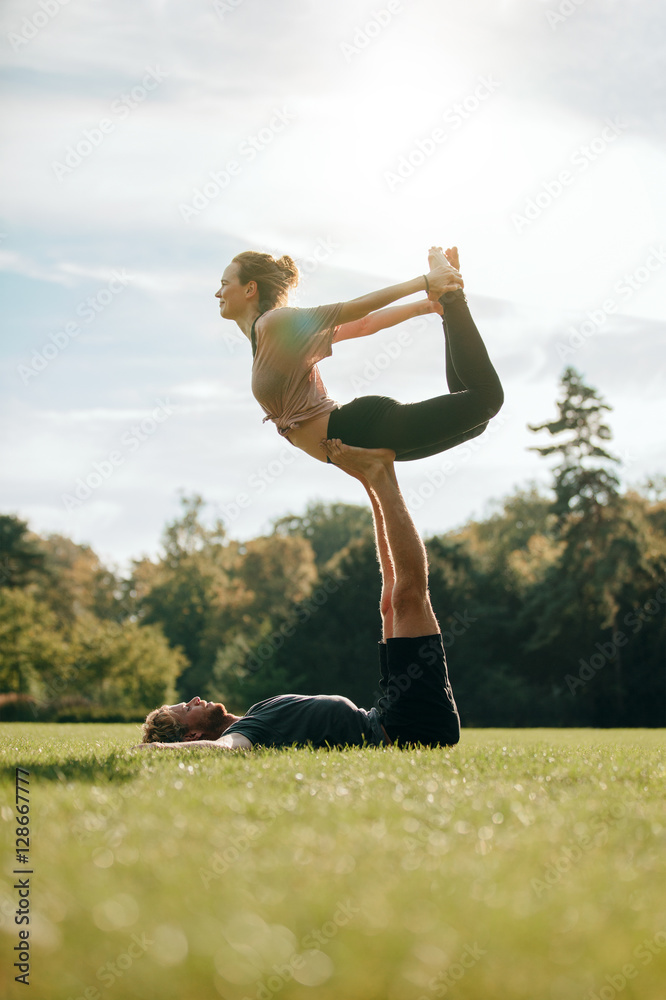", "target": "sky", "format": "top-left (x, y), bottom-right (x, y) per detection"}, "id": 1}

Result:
top-left (1, 0), bottom-right (665, 573)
